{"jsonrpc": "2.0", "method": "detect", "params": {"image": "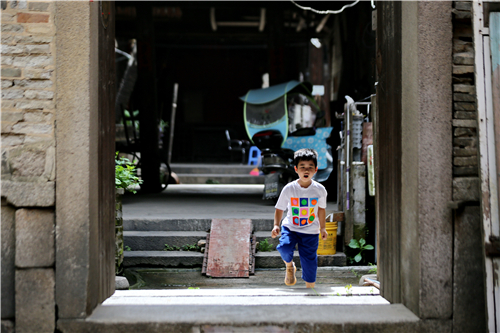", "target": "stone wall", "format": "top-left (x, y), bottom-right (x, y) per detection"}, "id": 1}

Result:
top-left (1, 1), bottom-right (56, 332)
top-left (451, 2), bottom-right (486, 332)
